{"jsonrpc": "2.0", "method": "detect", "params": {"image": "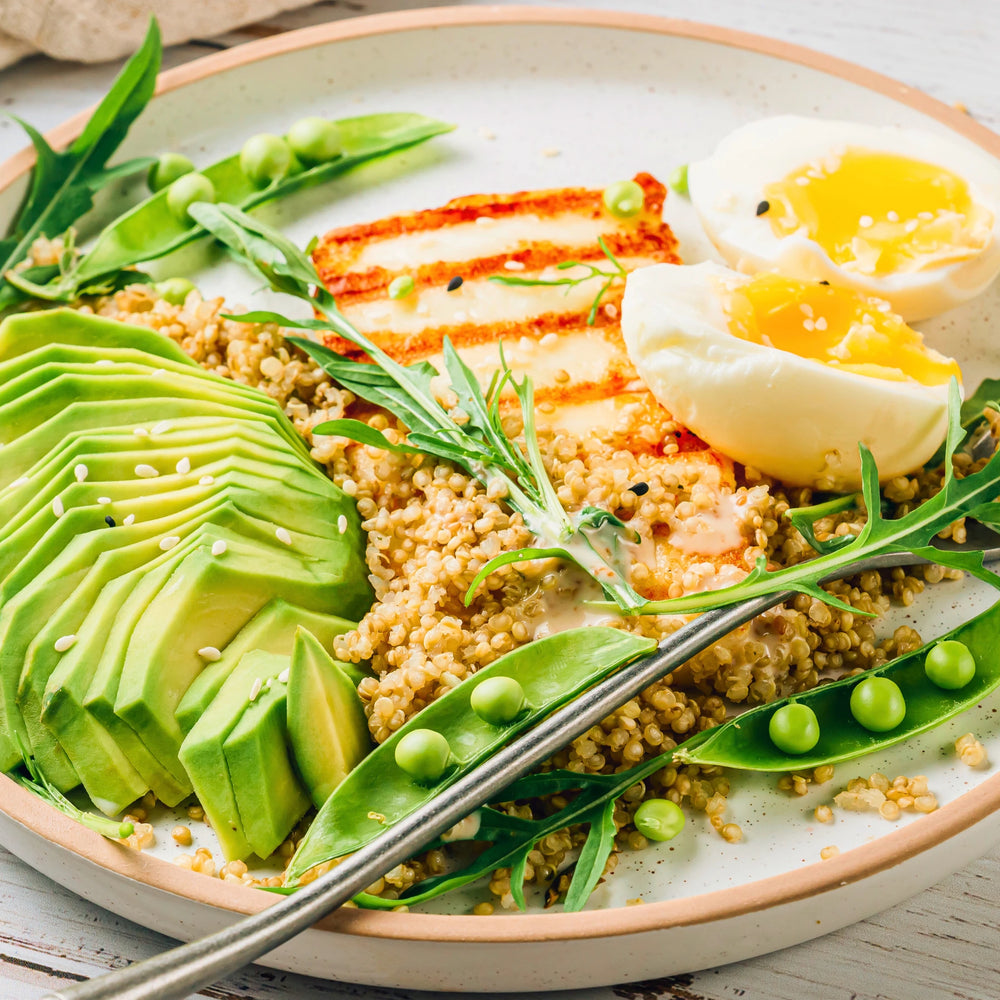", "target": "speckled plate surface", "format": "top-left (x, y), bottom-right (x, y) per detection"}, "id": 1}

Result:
top-left (1, 7), bottom-right (999, 991)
